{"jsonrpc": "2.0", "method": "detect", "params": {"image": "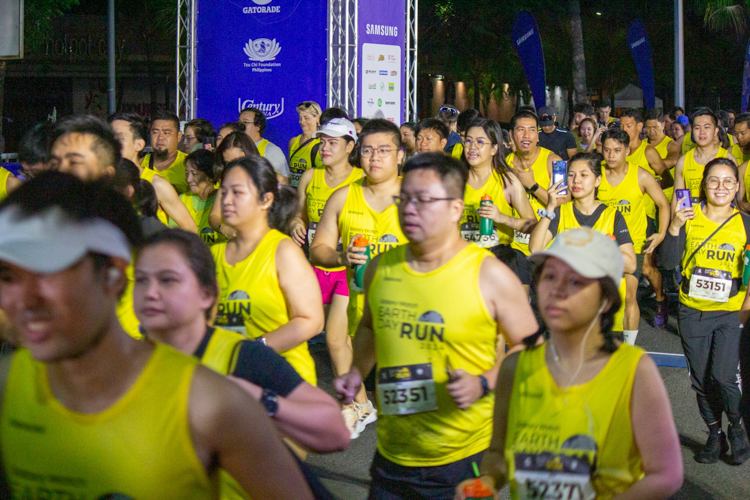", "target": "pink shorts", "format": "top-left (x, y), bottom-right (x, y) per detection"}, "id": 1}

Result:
top-left (314, 267), bottom-right (349, 304)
